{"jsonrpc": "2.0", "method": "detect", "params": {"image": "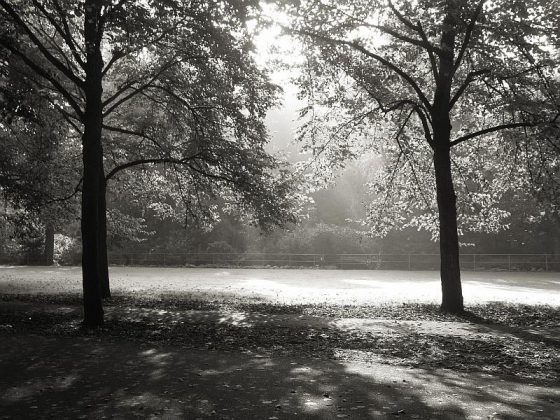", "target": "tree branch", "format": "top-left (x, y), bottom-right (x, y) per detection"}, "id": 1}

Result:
top-left (44, 177), bottom-right (82, 204)
top-left (30, 0), bottom-right (85, 70)
top-left (449, 68), bottom-right (490, 108)
top-left (102, 60), bottom-right (179, 116)
top-left (294, 28), bottom-right (432, 111)
top-left (417, 21), bottom-right (439, 80)
top-left (411, 105), bottom-right (434, 148)
top-left (101, 50), bottom-right (125, 77)
top-left (105, 155), bottom-right (199, 182)
top-left (387, 0), bottom-right (418, 32)
top-left (101, 124), bottom-right (167, 153)
top-left (372, 24), bottom-right (442, 55)
top-left (0, 0), bottom-right (85, 87)
top-left (0, 40), bottom-right (84, 119)
top-left (450, 121), bottom-right (534, 147)
top-left (453, 0), bottom-right (485, 73)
